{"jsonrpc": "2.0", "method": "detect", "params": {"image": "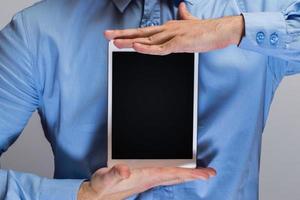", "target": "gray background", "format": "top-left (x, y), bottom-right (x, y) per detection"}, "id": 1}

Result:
top-left (0, 0), bottom-right (300, 199)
